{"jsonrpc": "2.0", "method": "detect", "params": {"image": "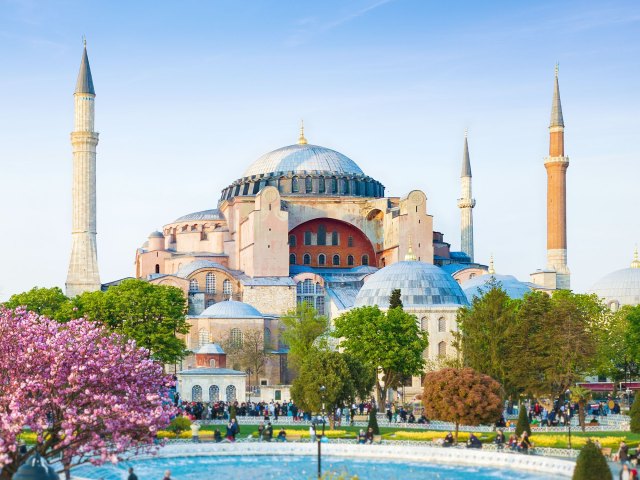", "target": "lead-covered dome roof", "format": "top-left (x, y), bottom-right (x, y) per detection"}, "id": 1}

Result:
top-left (461, 274), bottom-right (532, 301)
top-left (588, 268), bottom-right (640, 307)
top-left (243, 144), bottom-right (365, 177)
top-left (199, 300), bottom-right (263, 318)
top-left (354, 260), bottom-right (469, 309)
